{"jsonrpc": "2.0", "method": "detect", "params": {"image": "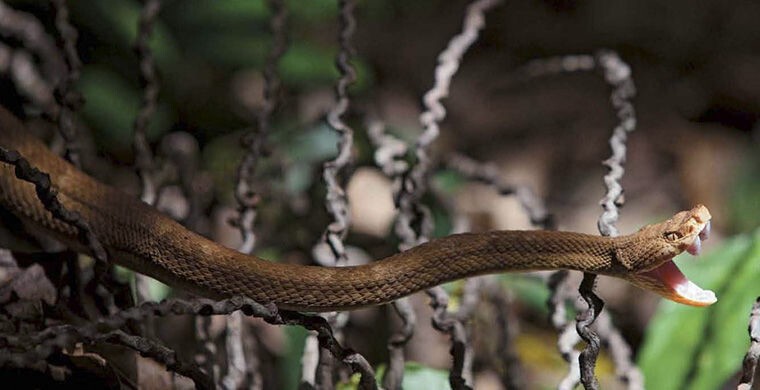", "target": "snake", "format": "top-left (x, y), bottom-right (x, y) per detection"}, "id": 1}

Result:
top-left (0, 107), bottom-right (716, 312)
